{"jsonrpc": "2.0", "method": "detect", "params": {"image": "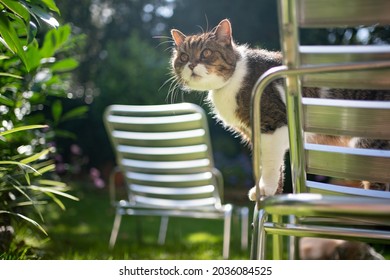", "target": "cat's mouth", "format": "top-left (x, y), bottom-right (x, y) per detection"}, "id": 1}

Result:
top-left (191, 72), bottom-right (201, 78)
